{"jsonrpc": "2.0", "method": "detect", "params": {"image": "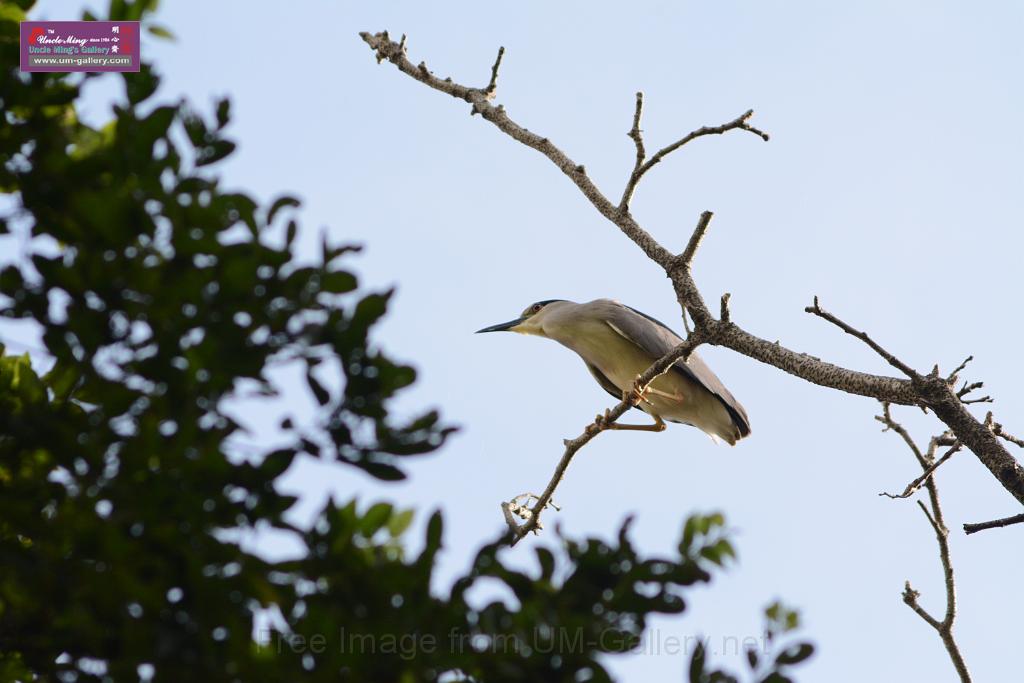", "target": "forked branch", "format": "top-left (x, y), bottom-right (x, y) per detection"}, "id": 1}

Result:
top-left (879, 406), bottom-right (971, 682)
top-left (621, 103), bottom-right (768, 209)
